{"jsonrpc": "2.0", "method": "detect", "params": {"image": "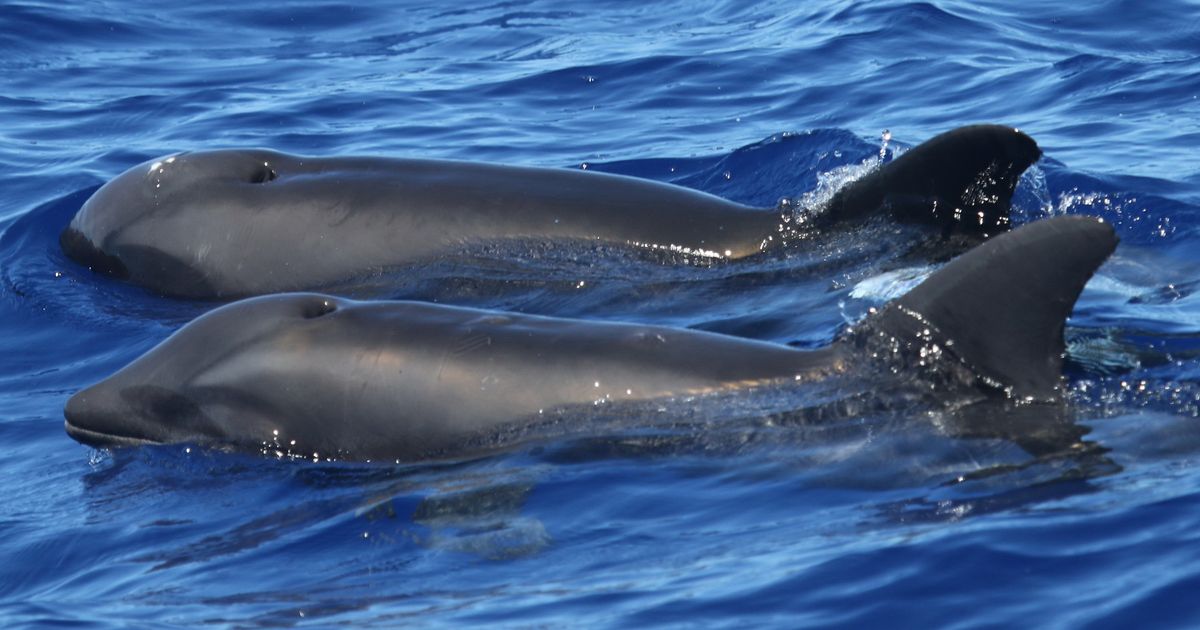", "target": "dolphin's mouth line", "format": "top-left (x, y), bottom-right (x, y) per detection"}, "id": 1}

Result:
top-left (63, 419), bottom-right (161, 448)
